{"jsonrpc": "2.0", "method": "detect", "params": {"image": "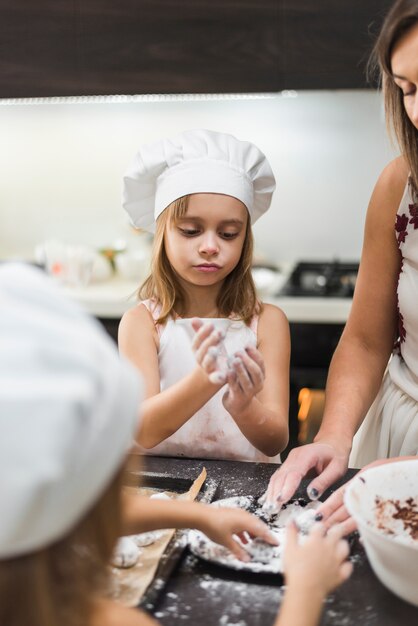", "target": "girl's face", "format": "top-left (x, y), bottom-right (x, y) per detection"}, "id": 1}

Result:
top-left (392, 22), bottom-right (418, 129)
top-left (164, 193), bottom-right (248, 291)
